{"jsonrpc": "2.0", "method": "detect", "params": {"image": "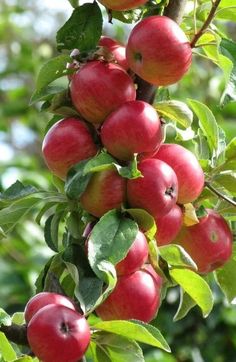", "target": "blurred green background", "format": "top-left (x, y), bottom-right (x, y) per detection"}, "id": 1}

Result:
top-left (0, 1), bottom-right (236, 361)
